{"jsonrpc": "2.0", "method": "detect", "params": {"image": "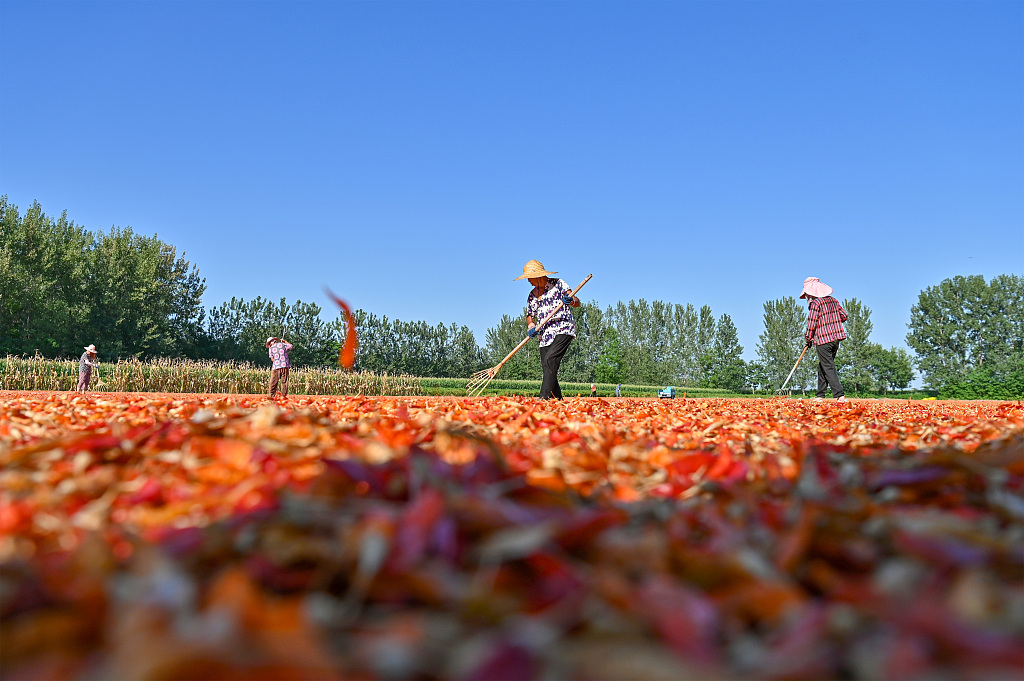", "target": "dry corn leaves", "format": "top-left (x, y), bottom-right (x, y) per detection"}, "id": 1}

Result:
top-left (1, 391), bottom-right (1023, 681)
